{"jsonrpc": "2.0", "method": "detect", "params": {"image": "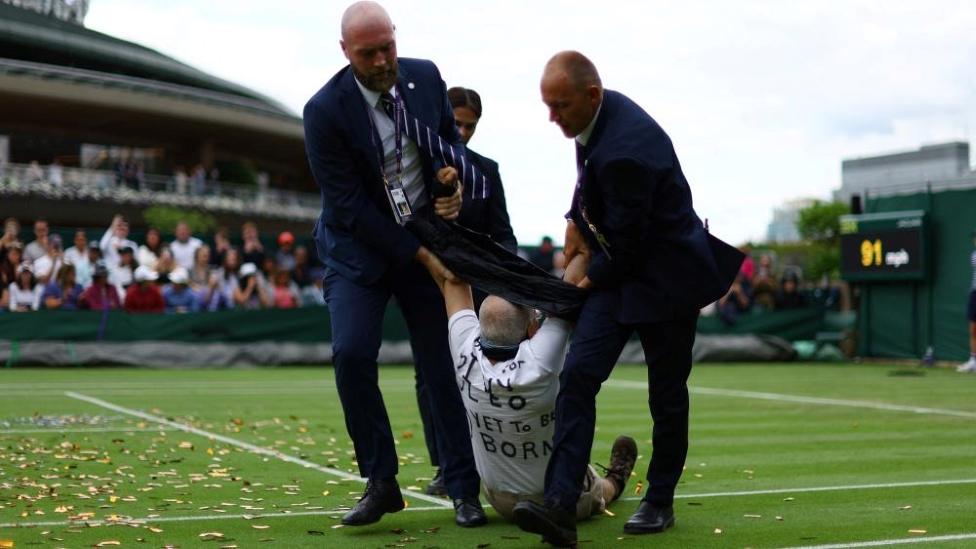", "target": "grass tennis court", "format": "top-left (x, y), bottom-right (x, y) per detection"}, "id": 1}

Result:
top-left (1, 363), bottom-right (975, 548)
